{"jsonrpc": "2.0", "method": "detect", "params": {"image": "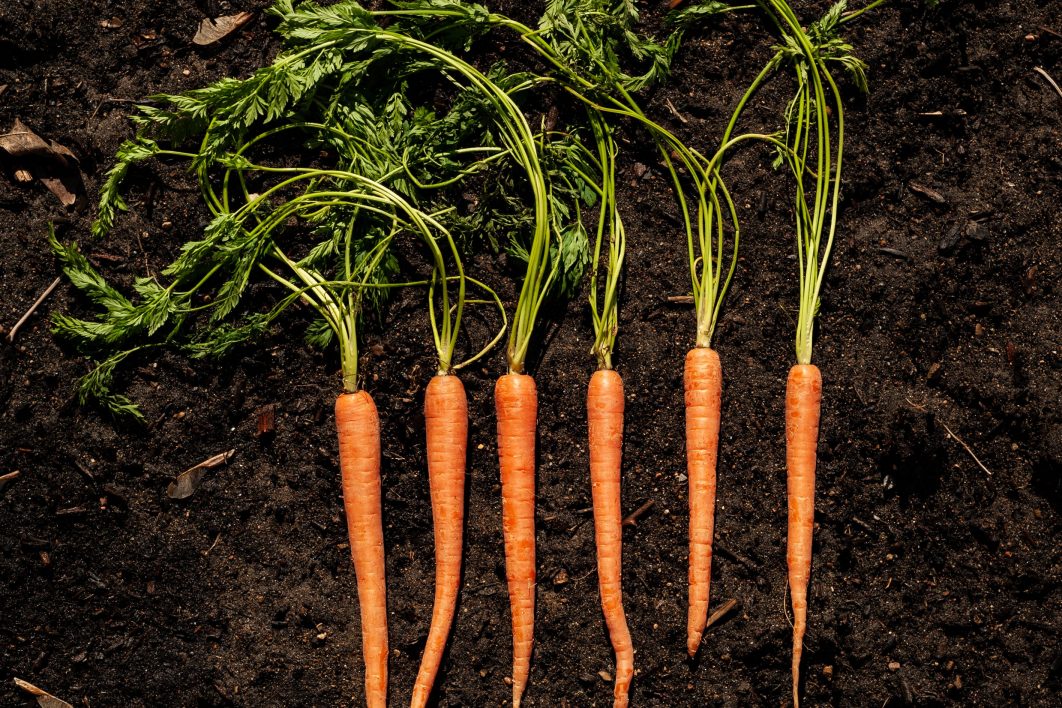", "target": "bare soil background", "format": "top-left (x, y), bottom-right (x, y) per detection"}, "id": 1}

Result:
top-left (1, 1), bottom-right (1060, 706)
